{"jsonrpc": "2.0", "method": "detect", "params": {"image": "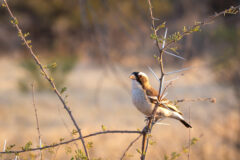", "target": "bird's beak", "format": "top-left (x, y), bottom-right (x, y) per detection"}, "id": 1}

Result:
top-left (129, 74), bottom-right (136, 80)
